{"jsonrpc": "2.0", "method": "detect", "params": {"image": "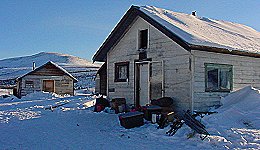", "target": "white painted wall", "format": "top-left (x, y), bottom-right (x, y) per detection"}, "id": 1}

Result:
top-left (107, 17), bottom-right (192, 111)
